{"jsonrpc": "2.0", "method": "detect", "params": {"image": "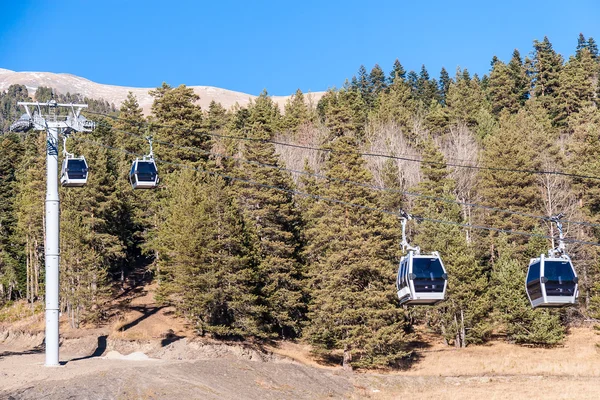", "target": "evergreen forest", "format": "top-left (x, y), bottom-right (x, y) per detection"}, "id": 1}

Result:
top-left (2, 34), bottom-right (600, 368)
